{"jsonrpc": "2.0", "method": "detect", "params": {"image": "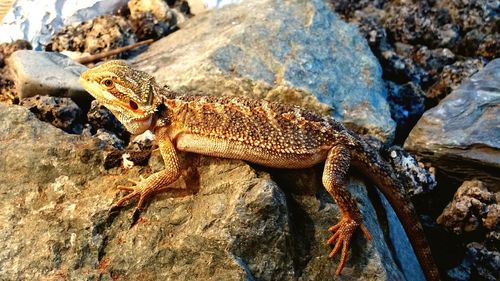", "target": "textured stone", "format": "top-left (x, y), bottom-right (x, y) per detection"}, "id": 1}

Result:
top-left (426, 58), bottom-right (485, 102)
top-left (87, 100), bottom-right (130, 144)
top-left (133, 0), bottom-right (395, 142)
top-left (7, 50), bottom-right (90, 104)
top-left (47, 15), bottom-right (137, 59)
top-left (0, 103), bottom-right (423, 280)
top-left (448, 243), bottom-right (500, 281)
top-left (20, 95), bottom-right (83, 134)
top-left (128, 0), bottom-right (177, 41)
top-left (386, 81), bottom-right (426, 141)
top-left (437, 180), bottom-right (497, 236)
top-left (0, 40), bottom-right (32, 68)
top-left (405, 59), bottom-right (500, 188)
